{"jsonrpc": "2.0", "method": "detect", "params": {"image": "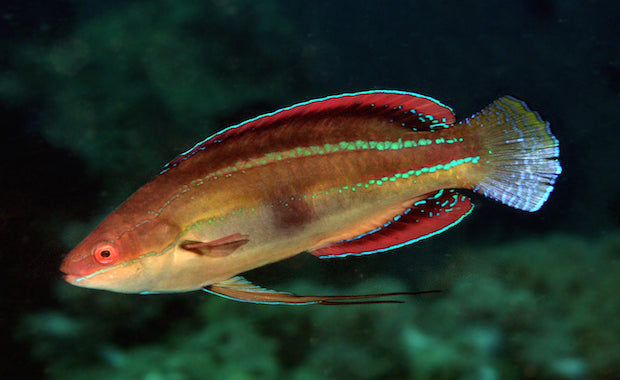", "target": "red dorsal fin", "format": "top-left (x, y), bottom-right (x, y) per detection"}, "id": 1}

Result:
top-left (311, 190), bottom-right (473, 258)
top-left (162, 91), bottom-right (456, 173)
